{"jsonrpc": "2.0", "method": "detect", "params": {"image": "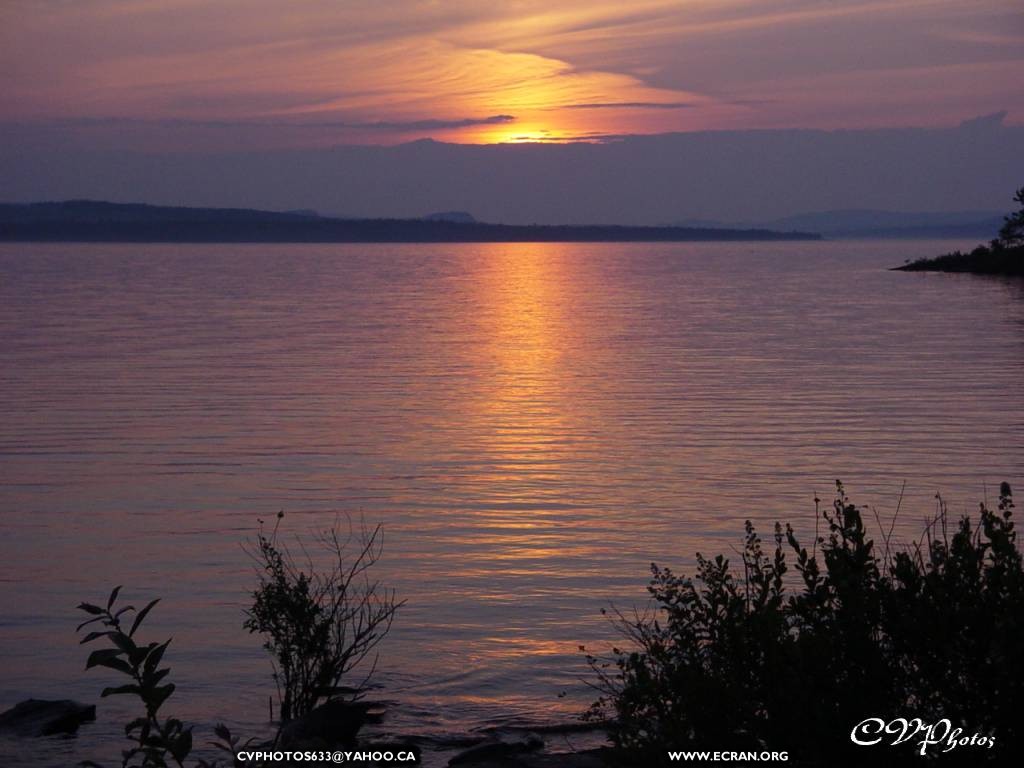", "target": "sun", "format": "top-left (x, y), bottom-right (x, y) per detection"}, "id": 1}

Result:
top-left (467, 123), bottom-right (583, 145)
